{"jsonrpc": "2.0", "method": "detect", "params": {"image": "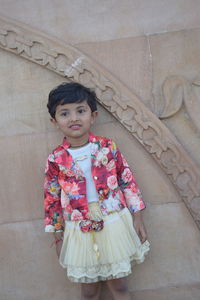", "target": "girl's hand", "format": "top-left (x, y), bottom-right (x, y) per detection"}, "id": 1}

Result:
top-left (55, 239), bottom-right (63, 258)
top-left (133, 211), bottom-right (147, 243)
top-left (53, 232), bottom-right (63, 258)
